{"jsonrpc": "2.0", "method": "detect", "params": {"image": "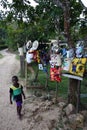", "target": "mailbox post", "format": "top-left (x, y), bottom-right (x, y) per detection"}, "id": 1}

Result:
top-left (18, 47), bottom-right (25, 77)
